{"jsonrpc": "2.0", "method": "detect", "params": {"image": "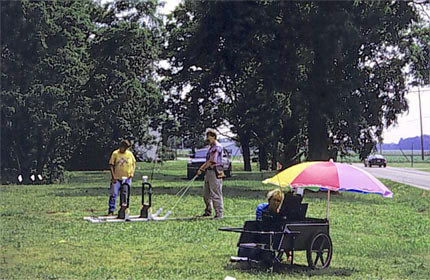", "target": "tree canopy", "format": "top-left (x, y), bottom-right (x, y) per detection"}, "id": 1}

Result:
top-left (1, 0), bottom-right (163, 183)
top-left (1, 0), bottom-right (428, 183)
top-left (162, 0), bottom-right (429, 170)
